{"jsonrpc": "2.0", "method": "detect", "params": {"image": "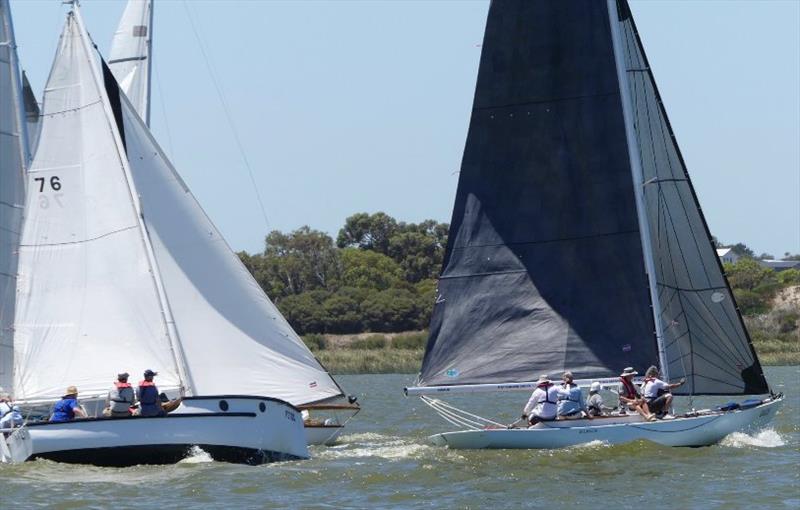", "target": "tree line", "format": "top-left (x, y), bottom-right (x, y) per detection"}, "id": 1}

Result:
top-left (238, 212), bottom-right (447, 335)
